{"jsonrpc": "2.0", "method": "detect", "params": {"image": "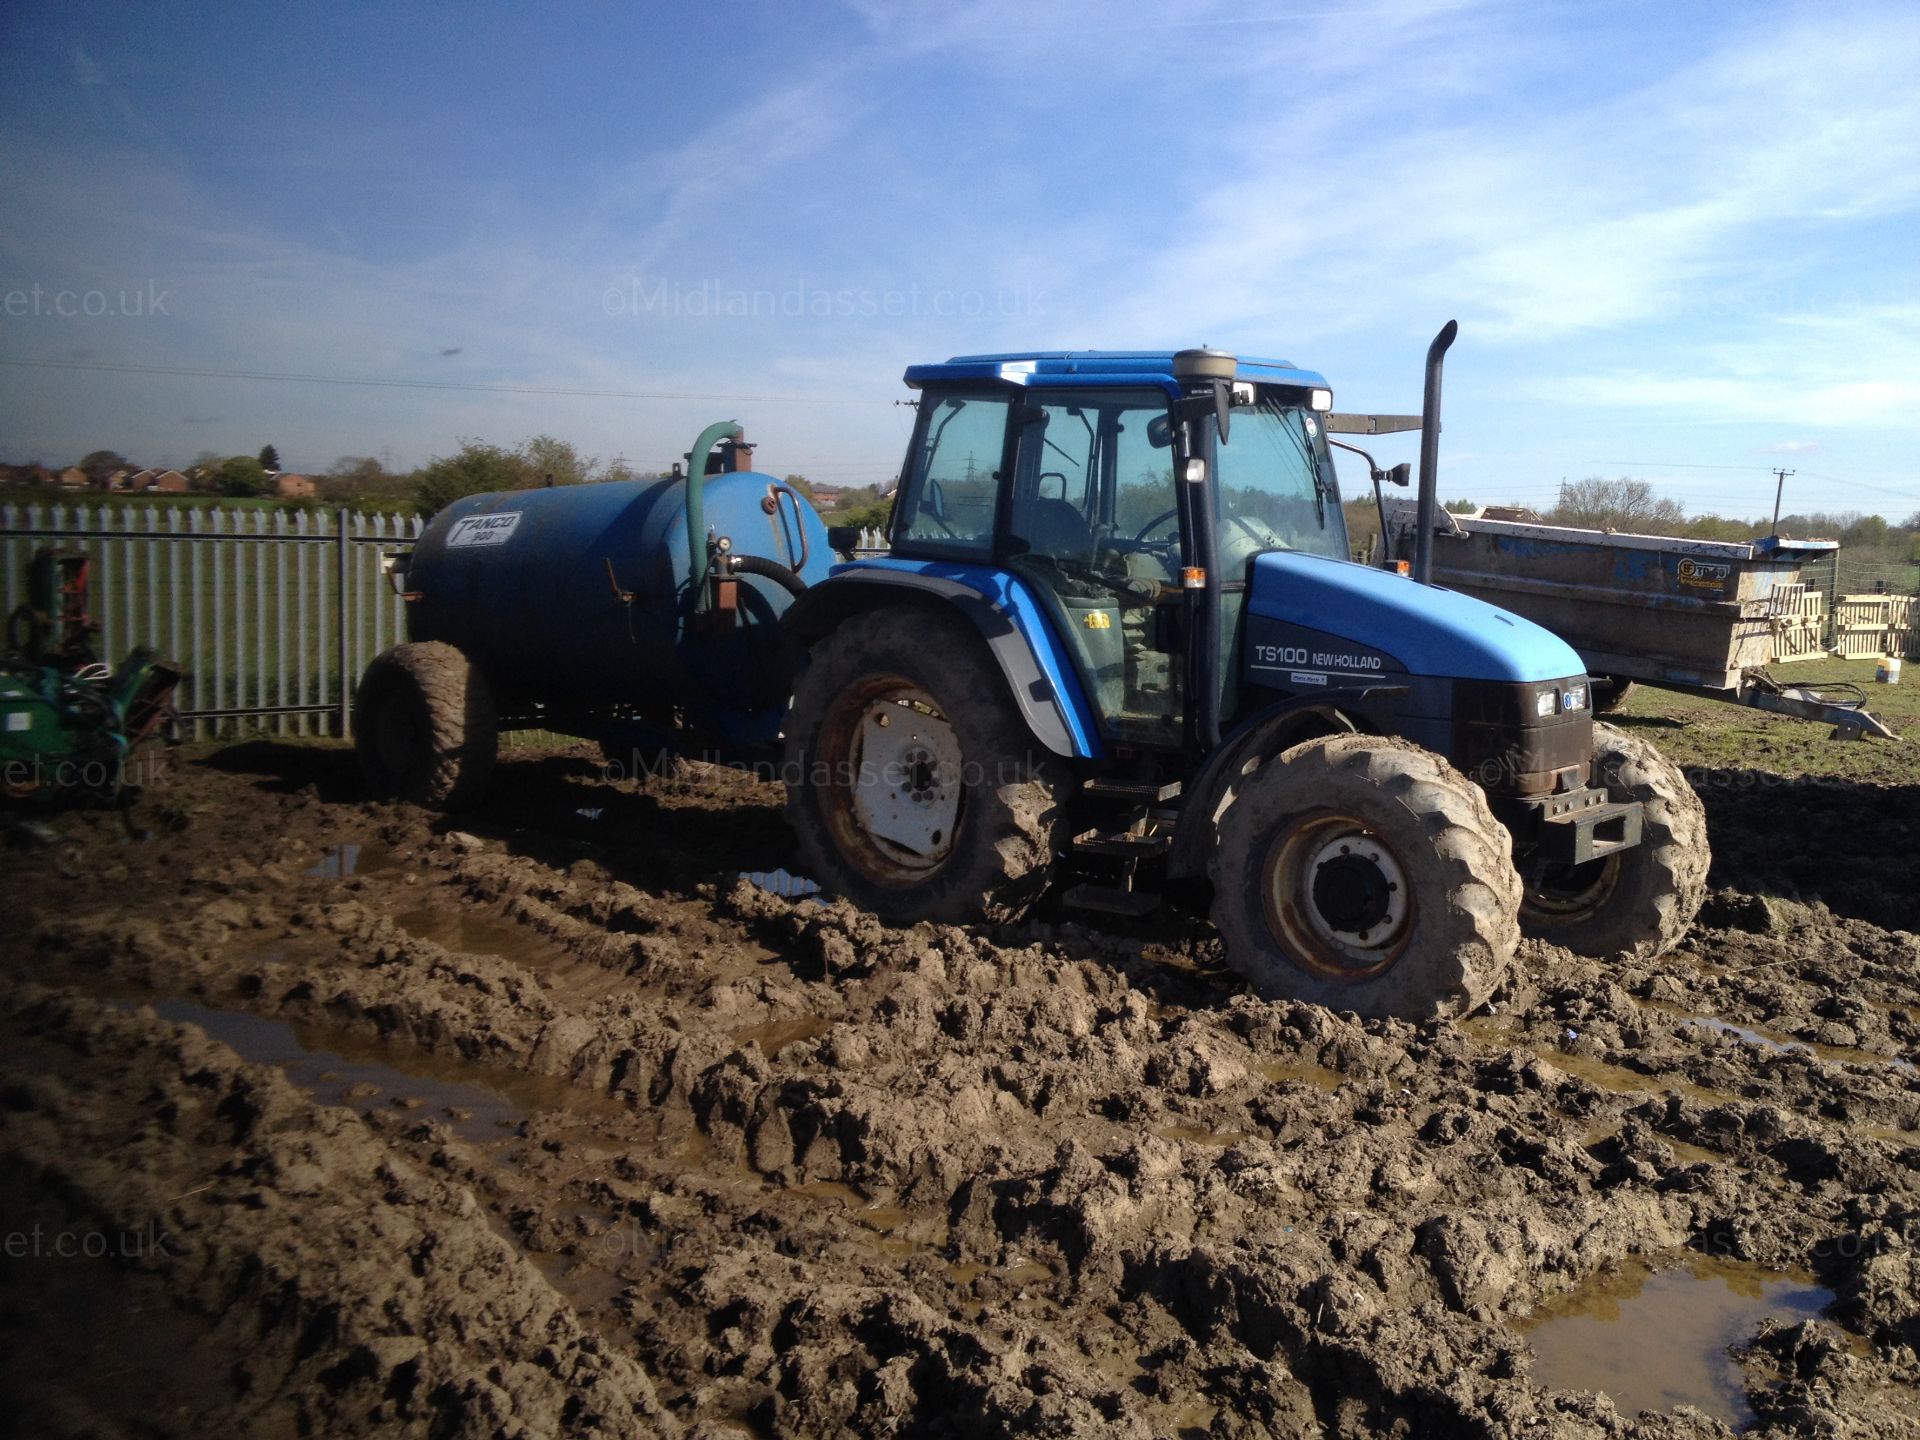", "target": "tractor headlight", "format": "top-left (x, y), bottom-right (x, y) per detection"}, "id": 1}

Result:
top-left (1532, 682), bottom-right (1587, 717)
